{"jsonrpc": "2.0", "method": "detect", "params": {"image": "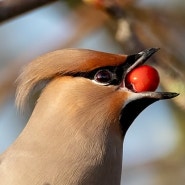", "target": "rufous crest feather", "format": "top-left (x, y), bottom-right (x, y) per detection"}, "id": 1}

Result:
top-left (16, 48), bottom-right (127, 111)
